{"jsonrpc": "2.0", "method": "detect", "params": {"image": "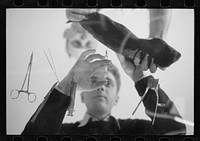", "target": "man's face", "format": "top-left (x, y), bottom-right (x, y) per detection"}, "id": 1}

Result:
top-left (81, 70), bottom-right (119, 115)
top-left (67, 32), bottom-right (97, 59)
